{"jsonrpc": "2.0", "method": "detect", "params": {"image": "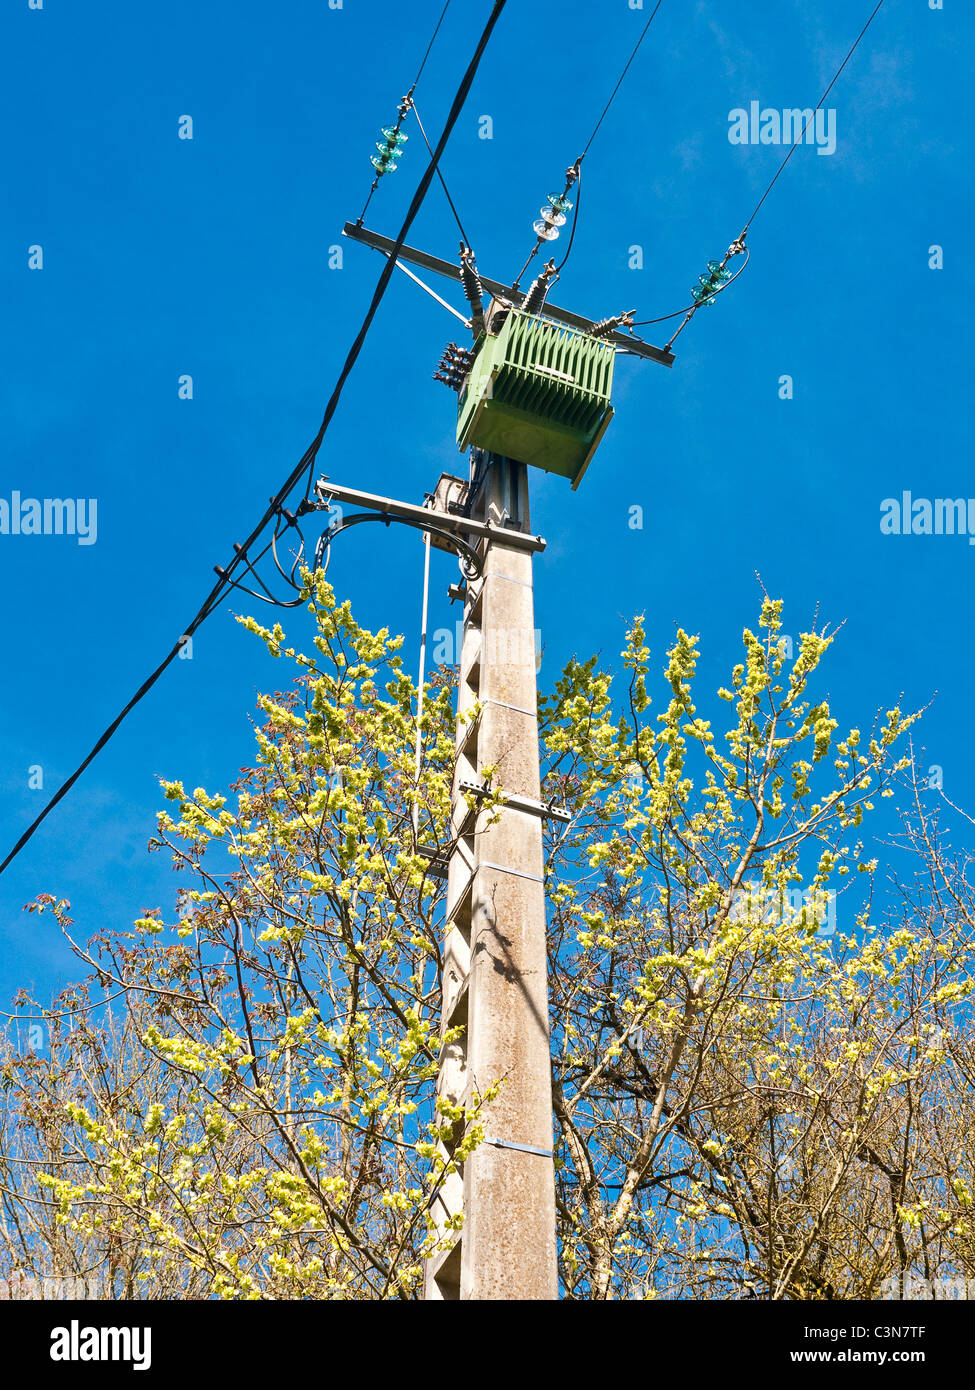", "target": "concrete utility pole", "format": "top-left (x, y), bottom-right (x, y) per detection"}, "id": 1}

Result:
top-left (326, 220), bottom-right (674, 1301)
top-left (424, 453), bottom-right (558, 1301)
top-left (318, 459), bottom-right (560, 1300)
